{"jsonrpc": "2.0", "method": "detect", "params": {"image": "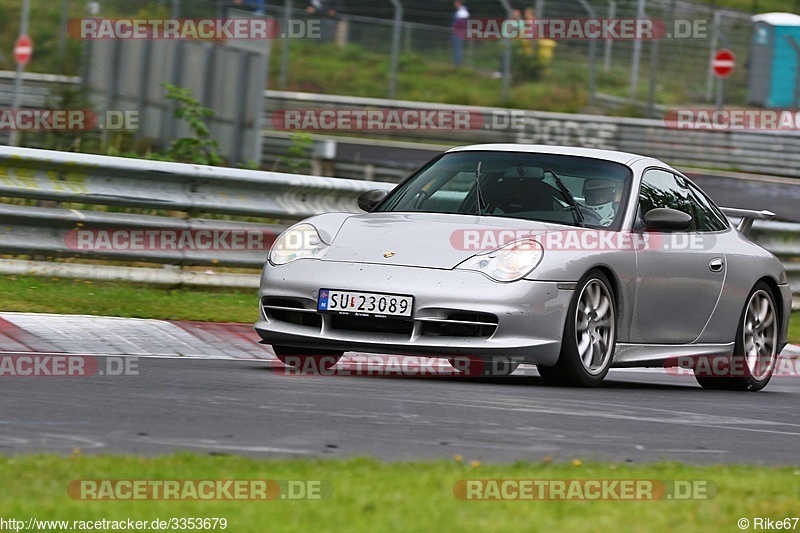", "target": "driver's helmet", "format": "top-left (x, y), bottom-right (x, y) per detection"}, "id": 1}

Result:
top-left (583, 179), bottom-right (617, 225)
